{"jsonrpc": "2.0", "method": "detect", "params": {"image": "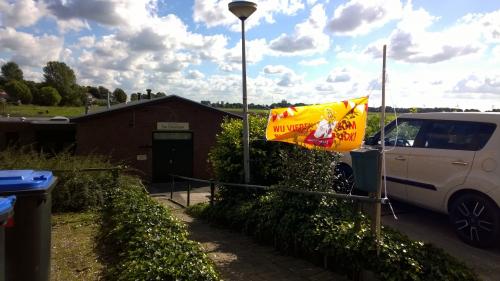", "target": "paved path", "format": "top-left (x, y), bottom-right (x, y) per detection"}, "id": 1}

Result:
top-left (155, 197), bottom-right (347, 281)
top-left (382, 201), bottom-right (500, 281)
